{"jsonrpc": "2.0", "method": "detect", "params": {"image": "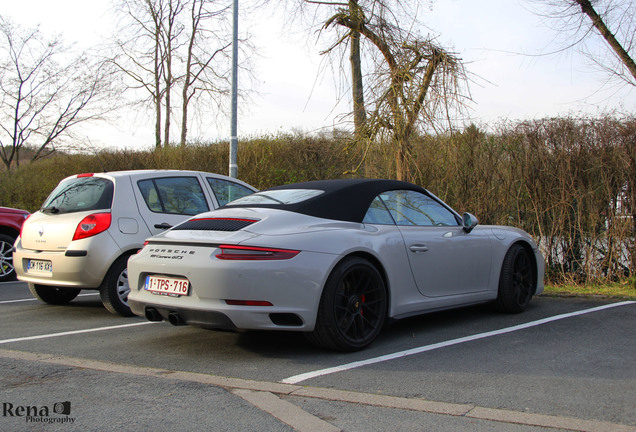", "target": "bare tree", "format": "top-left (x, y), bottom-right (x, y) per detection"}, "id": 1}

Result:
top-left (345, 1), bottom-right (367, 135)
top-left (179, 0), bottom-right (232, 147)
top-left (343, 23), bottom-right (465, 181)
top-left (290, 1), bottom-right (396, 136)
top-left (113, 0), bottom-right (169, 149)
top-left (112, 0), bottom-right (234, 149)
top-left (162, 0), bottom-right (185, 149)
top-left (295, 1), bottom-right (467, 181)
top-left (0, 17), bottom-right (116, 170)
top-left (533, 0), bottom-right (636, 88)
